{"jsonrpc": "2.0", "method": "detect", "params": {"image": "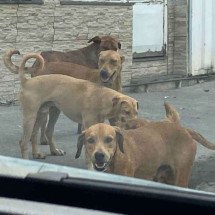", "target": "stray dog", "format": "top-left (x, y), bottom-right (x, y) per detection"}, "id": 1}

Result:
top-left (75, 103), bottom-right (215, 187)
top-left (4, 36), bottom-right (121, 74)
top-left (18, 53), bottom-right (138, 159)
